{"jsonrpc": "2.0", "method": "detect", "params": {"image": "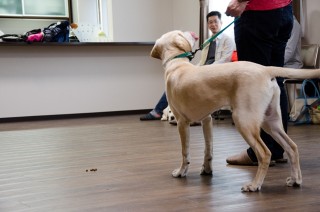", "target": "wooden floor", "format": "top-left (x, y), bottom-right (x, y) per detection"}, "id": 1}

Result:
top-left (0, 115), bottom-right (319, 212)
